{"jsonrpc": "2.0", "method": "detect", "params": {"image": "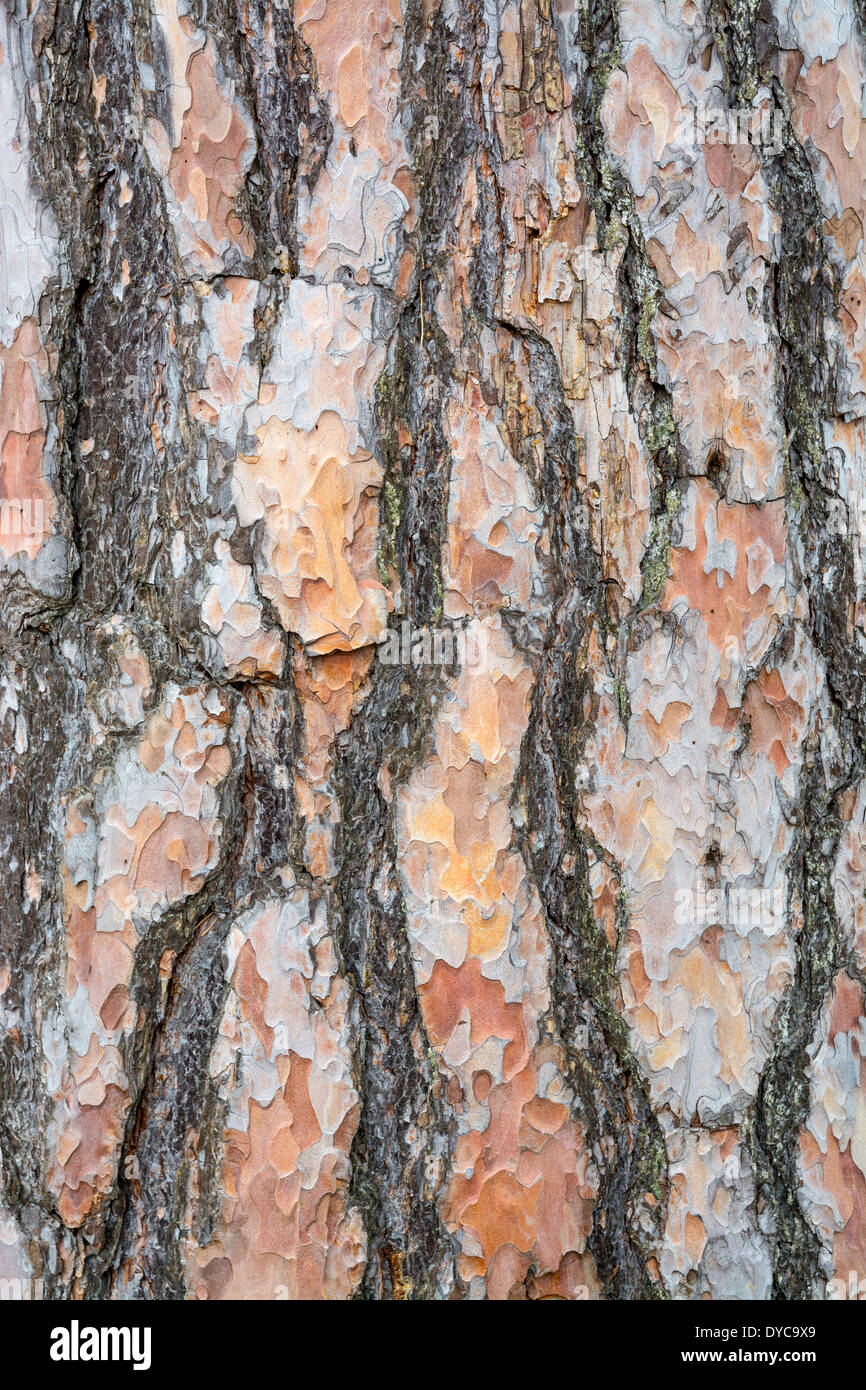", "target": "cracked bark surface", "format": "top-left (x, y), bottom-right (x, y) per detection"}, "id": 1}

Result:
top-left (2, 0), bottom-right (866, 1301)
